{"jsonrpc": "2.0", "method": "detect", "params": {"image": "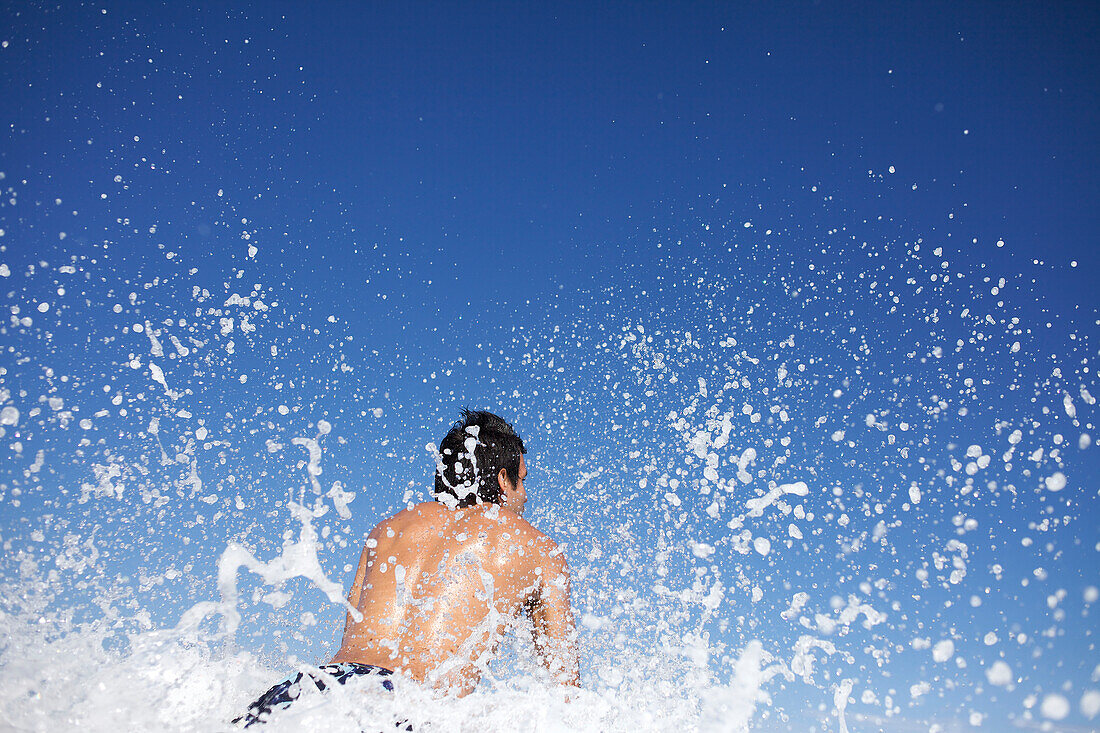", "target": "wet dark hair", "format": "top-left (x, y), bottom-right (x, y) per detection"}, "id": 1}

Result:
top-left (434, 409), bottom-right (526, 508)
